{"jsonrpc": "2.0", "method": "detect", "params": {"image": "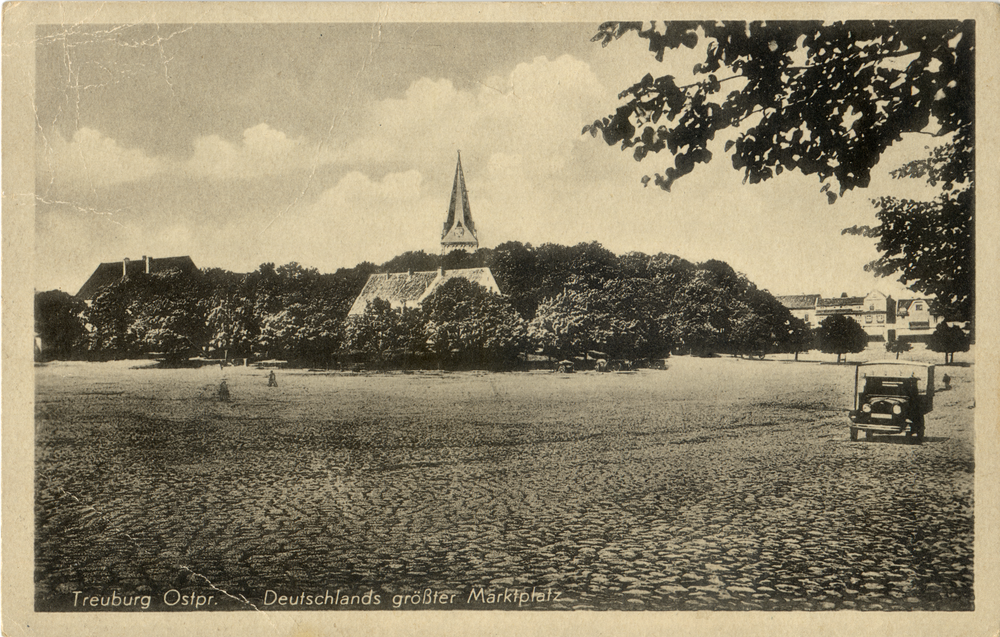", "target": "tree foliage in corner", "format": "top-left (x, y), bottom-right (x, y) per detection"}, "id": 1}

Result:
top-left (843, 139), bottom-right (973, 320)
top-left (585, 20), bottom-right (974, 319)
